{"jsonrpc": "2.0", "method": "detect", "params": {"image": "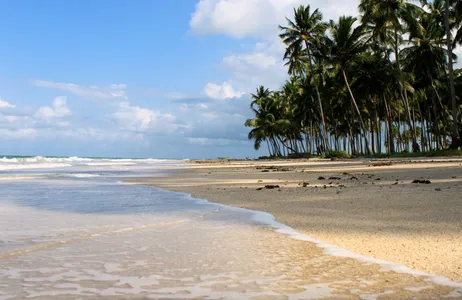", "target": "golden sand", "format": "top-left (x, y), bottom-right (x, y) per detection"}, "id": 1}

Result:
top-left (128, 158), bottom-right (462, 283)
